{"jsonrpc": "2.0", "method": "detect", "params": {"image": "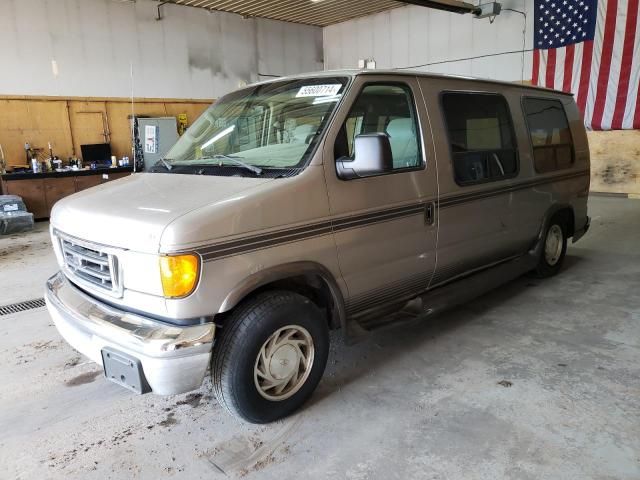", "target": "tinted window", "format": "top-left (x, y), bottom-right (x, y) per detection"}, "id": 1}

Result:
top-left (523, 98), bottom-right (574, 173)
top-left (335, 84), bottom-right (422, 171)
top-left (442, 93), bottom-right (518, 185)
